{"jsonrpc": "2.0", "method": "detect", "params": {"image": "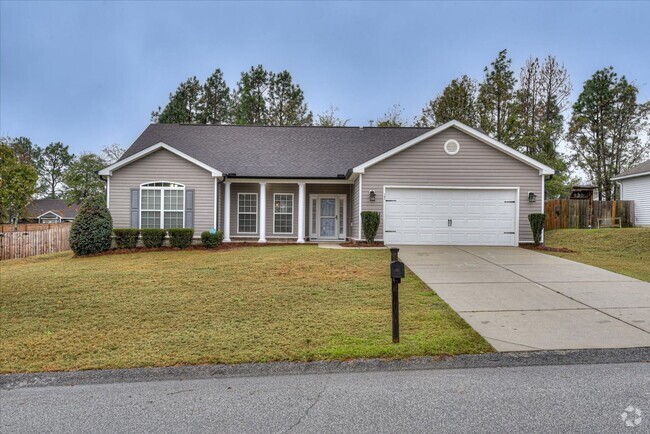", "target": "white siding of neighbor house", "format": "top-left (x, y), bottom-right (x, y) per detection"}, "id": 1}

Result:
top-left (361, 127), bottom-right (544, 243)
top-left (620, 175), bottom-right (650, 226)
top-left (108, 149), bottom-right (215, 233)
